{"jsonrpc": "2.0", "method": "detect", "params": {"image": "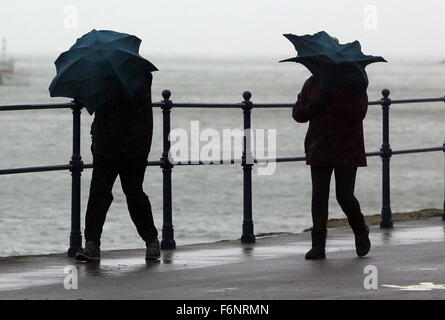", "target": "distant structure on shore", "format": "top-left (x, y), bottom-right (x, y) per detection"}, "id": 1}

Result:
top-left (0, 38), bottom-right (15, 85)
